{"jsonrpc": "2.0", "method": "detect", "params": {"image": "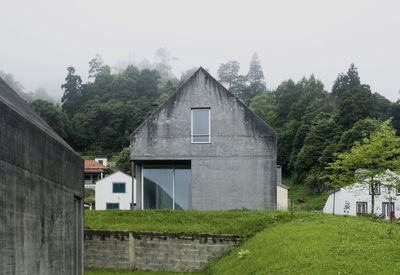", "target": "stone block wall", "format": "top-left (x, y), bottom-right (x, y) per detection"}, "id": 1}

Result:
top-left (84, 230), bottom-right (243, 271)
